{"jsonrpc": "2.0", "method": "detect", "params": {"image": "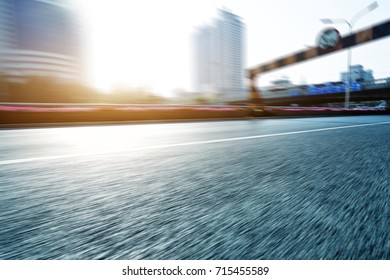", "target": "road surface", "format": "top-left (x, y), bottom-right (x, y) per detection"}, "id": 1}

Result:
top-left (1, 115), bottom-right (389, 259)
